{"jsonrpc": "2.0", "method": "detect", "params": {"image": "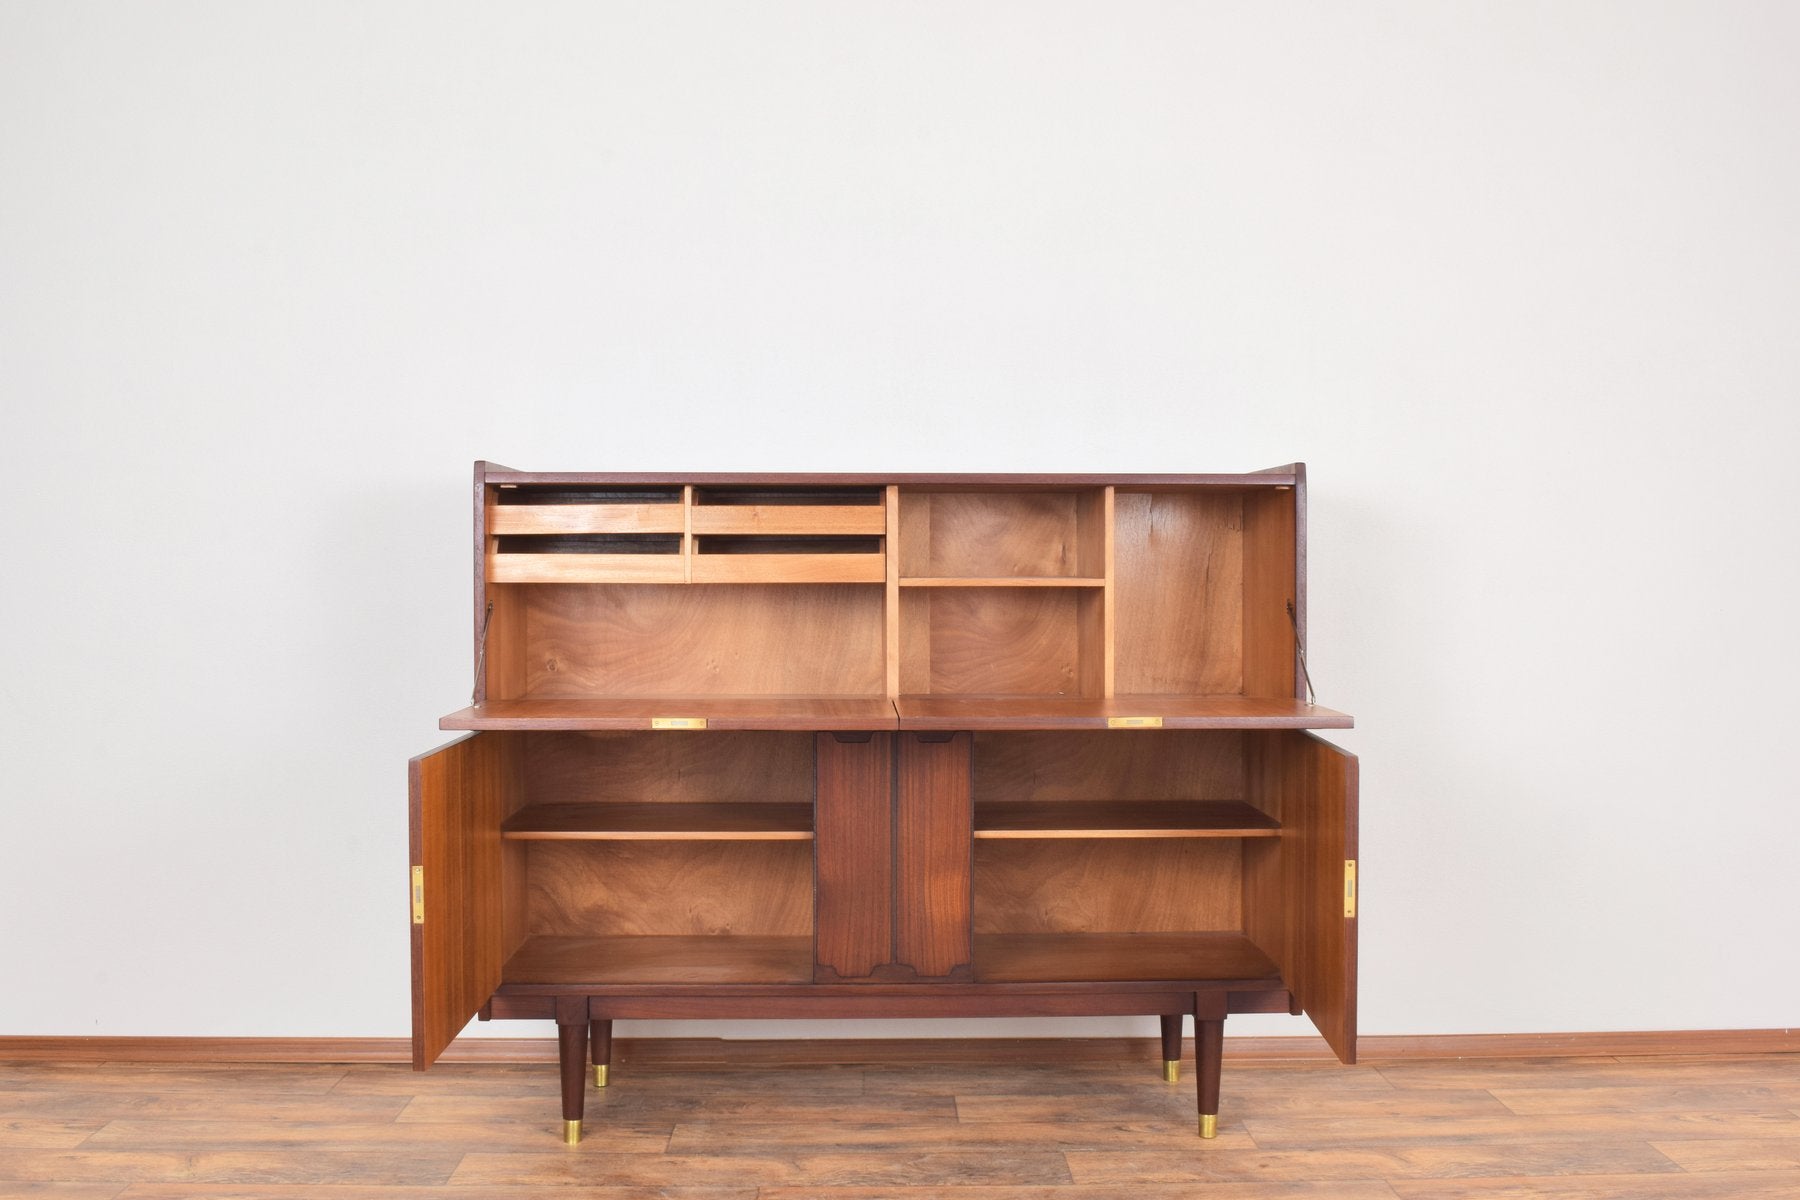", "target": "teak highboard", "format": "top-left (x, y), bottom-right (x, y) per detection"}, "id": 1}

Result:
top-left (409, 465), bottom-right (1358, 1144)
